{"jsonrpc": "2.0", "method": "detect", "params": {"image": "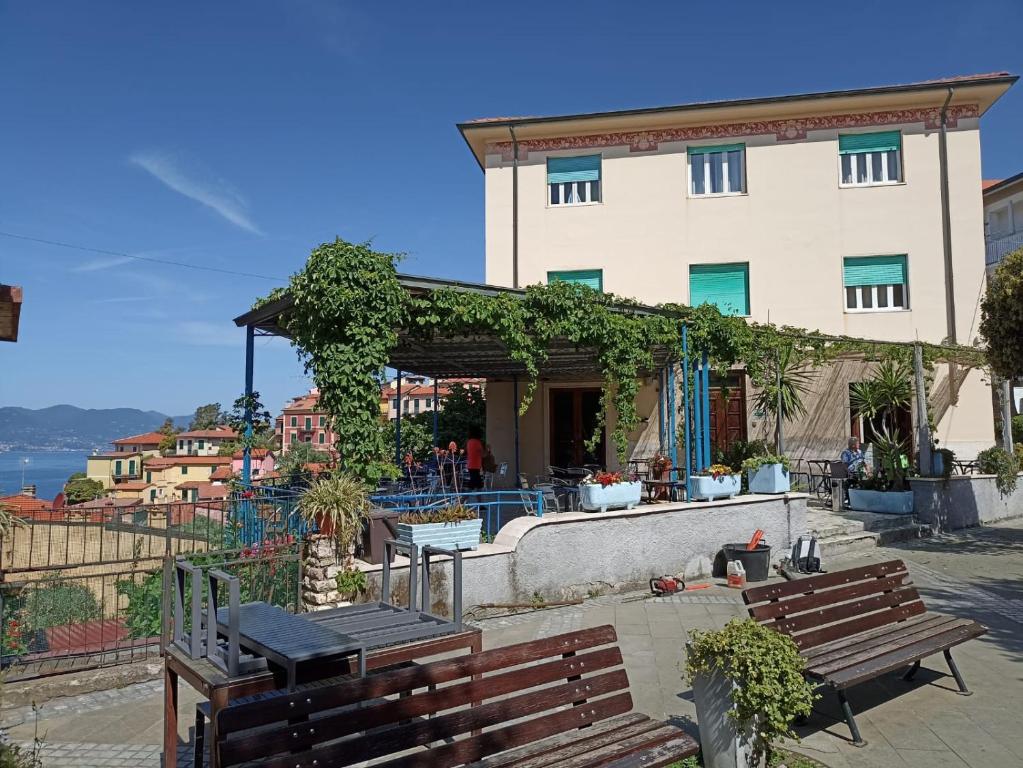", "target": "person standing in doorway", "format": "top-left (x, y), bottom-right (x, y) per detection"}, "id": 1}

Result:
top-left (466, 426), bottom-right (484, 490)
